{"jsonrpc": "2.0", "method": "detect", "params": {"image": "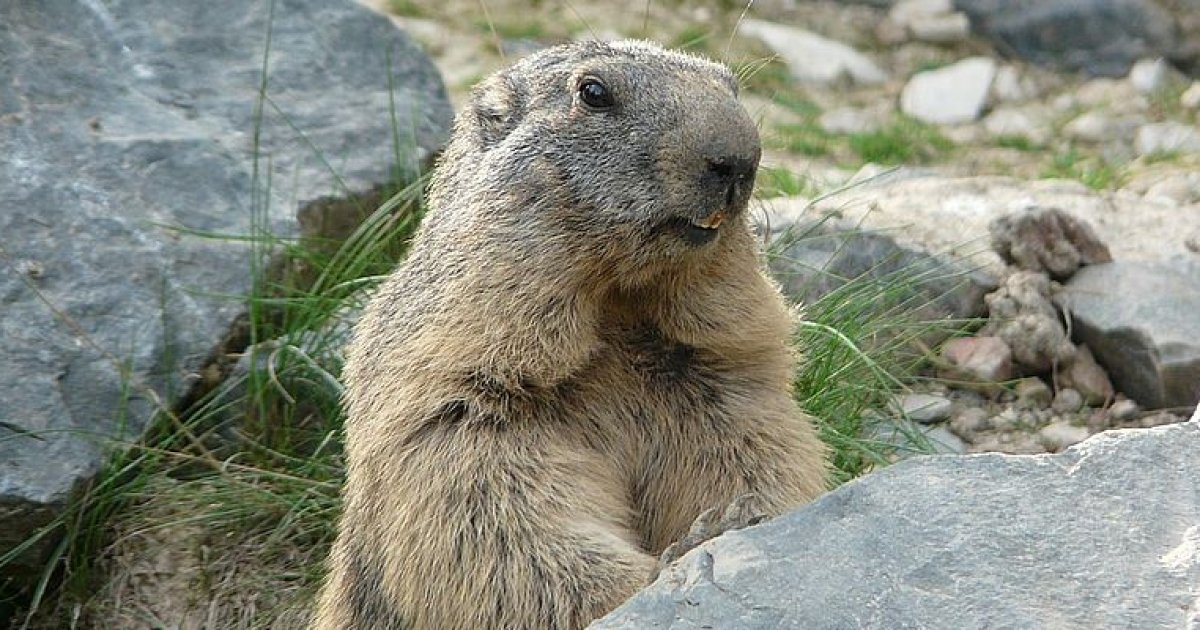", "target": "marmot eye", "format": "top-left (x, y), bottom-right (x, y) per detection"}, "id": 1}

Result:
top-left (579, 78), bottom-right (615, 109)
